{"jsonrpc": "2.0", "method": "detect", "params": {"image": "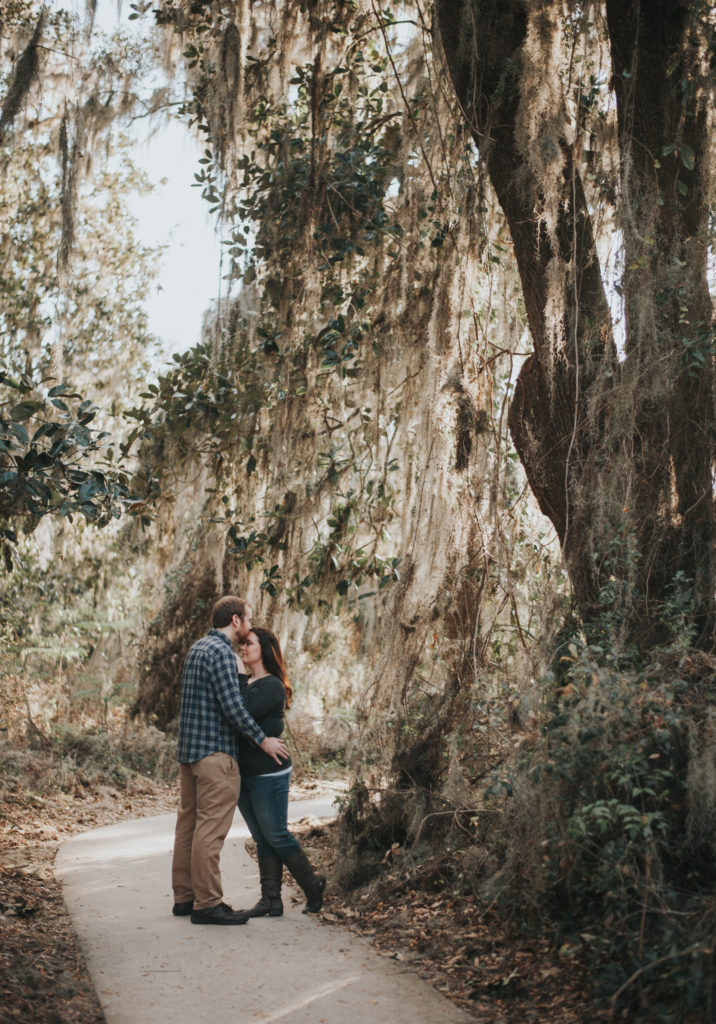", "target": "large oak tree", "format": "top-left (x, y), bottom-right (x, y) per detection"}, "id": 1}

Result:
top-left (436, 0), bottom-right (715, 644)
